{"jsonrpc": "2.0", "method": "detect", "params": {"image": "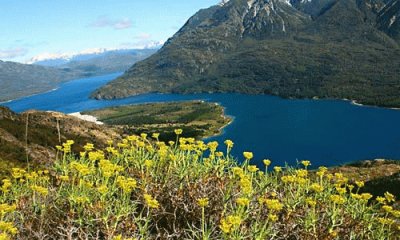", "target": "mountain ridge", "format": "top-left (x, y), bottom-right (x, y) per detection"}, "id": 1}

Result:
top-left (92, 0), bottom-right (400, 108)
